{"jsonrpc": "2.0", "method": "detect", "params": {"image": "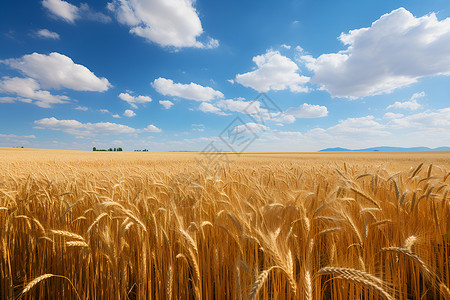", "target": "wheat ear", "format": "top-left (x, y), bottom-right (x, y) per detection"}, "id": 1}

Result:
top-left (440, 283), bottom-right (450, 300)
top-left (318, 267), bottom-right (393, 300)
top-left (21, 274), bottom-right (81, 300)
top-left (248, 266), bottom-right (278, 300)
top-left (50, 230), bottom-right (85, 241)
